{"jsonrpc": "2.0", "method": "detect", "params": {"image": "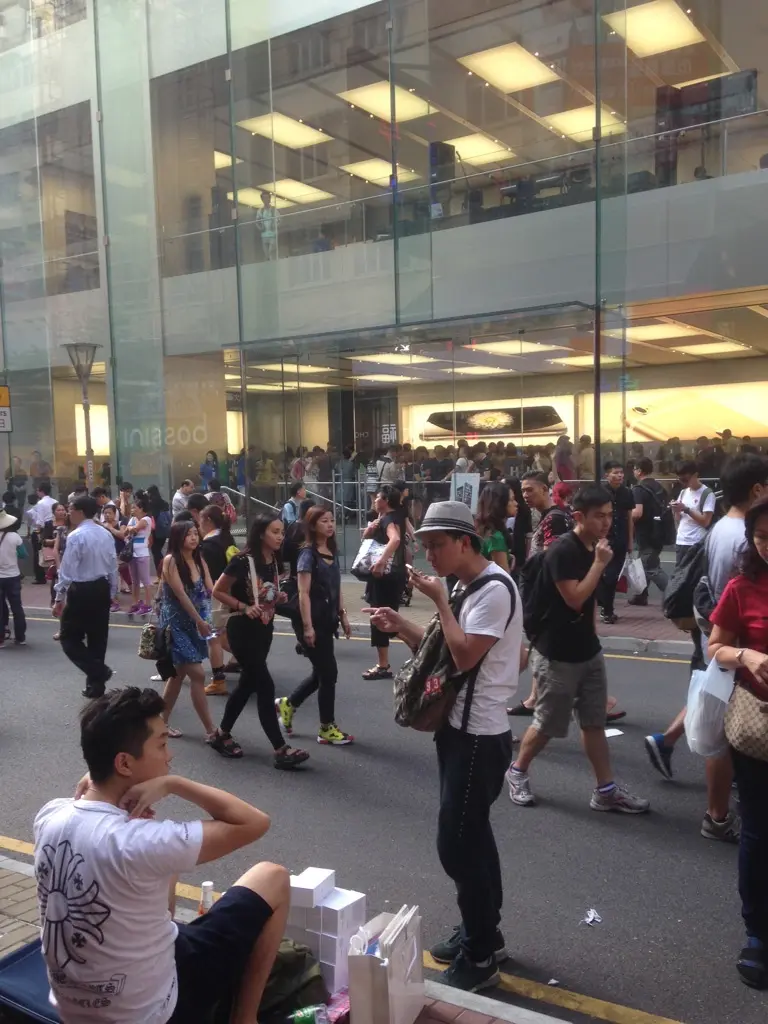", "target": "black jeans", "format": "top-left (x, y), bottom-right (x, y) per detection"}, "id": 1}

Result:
top-left (436, 725), bottom-right (513, 961)
top-left (675, 545), bottom-right (705, 669)
top-left (637, 545), bottom-right (669, 599)
top-left (598, 545), bottom-right (626, 617)
top-left (732, 748), bottom-right (768, 943)
top-left (151, 536), bottom-right (166, 574)
top-left (0, 576), bottom-right (26, 642)
top-left (30, 530), bottom-right (46, 583)
top-left (367, 575), bottom-right (403, 650)
top-left (221, 615), bottom-right (284, 749)
top-left (60, 579), bottom-right (112, 694)
top-left (289, 628), bottom-right (338, 725)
